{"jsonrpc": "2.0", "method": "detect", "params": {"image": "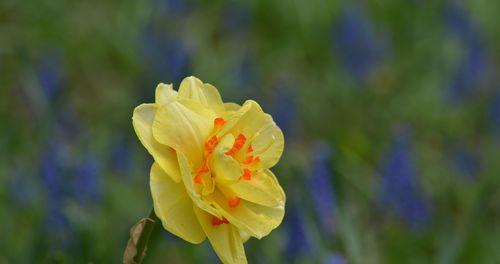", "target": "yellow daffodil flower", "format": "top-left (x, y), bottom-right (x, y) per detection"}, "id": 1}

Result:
top-left (132, 76), bottom-right (285, 264)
